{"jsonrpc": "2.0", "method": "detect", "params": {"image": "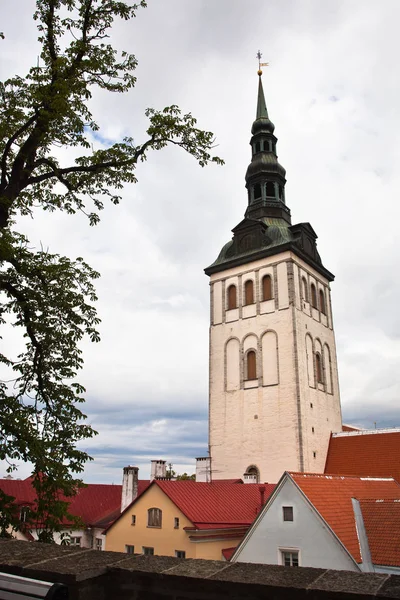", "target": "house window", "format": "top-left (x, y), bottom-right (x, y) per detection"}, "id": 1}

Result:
top-left (175, 550), bottom-right (186, 558)
top-left (96, 538), bottom-right (103, 551)
top-left (70, 537), bottom-right (81, 547)
top-left (131, 515), bottom-right (136, 526)
top-left (227, 284), bottom-right (237, 310)
top-left (246, 350), bottom-right (257, 380)
top-left (174, 517), bottom-right (180, 529)
top-left (143, 546), bottom-right (154, 556)
top-left (310, 283), bottom-right (317, 308)
top-left (316, 353), bottom-right (323, 383)
top-left (262, 274), bottom-right (272, 301)
top-left (319, 289), bottom-right (326, 314)
top-left (302, 277), bottom-right (308, 302)
top-left (244, 280), bottom-right (254, 305)
top-left (148, 508), bottom-right (162, 528)
top-left (283, 506), bottom-right (293, 522)
top-left (125, 545), bottom-right (135, 554)
top-left (281, 550), bottom-right (299, 567)
top-left (19, 506), bottom-right (30, 523)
